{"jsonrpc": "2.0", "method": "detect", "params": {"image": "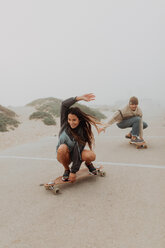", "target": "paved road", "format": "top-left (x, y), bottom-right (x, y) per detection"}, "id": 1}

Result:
top-left (0, 131), bottom-right (165, 248)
